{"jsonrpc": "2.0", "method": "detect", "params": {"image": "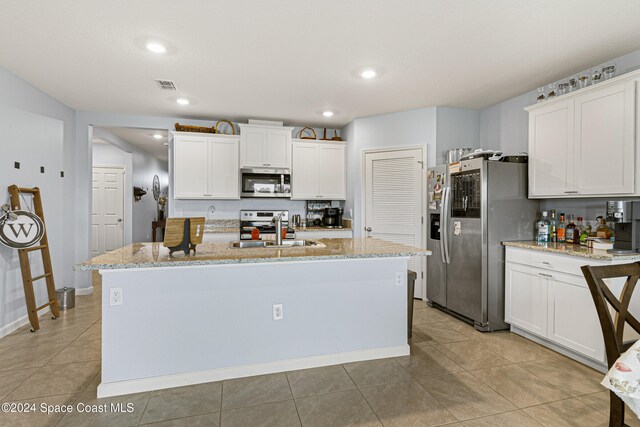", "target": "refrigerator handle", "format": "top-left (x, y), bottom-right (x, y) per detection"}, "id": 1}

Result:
top-left (439, 189), bottom-right (446, 264)
top-left (442, 186), bottom-right (451, 264)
